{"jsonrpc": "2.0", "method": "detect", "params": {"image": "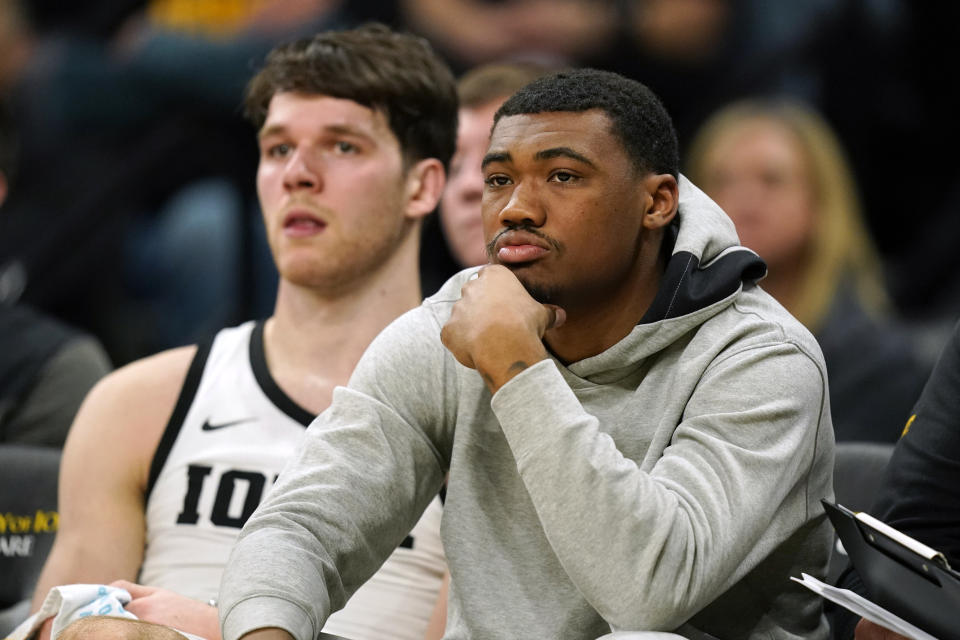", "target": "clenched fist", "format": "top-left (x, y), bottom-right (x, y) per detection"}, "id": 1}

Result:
top-left (441, 265), bottom-right (565, 393)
